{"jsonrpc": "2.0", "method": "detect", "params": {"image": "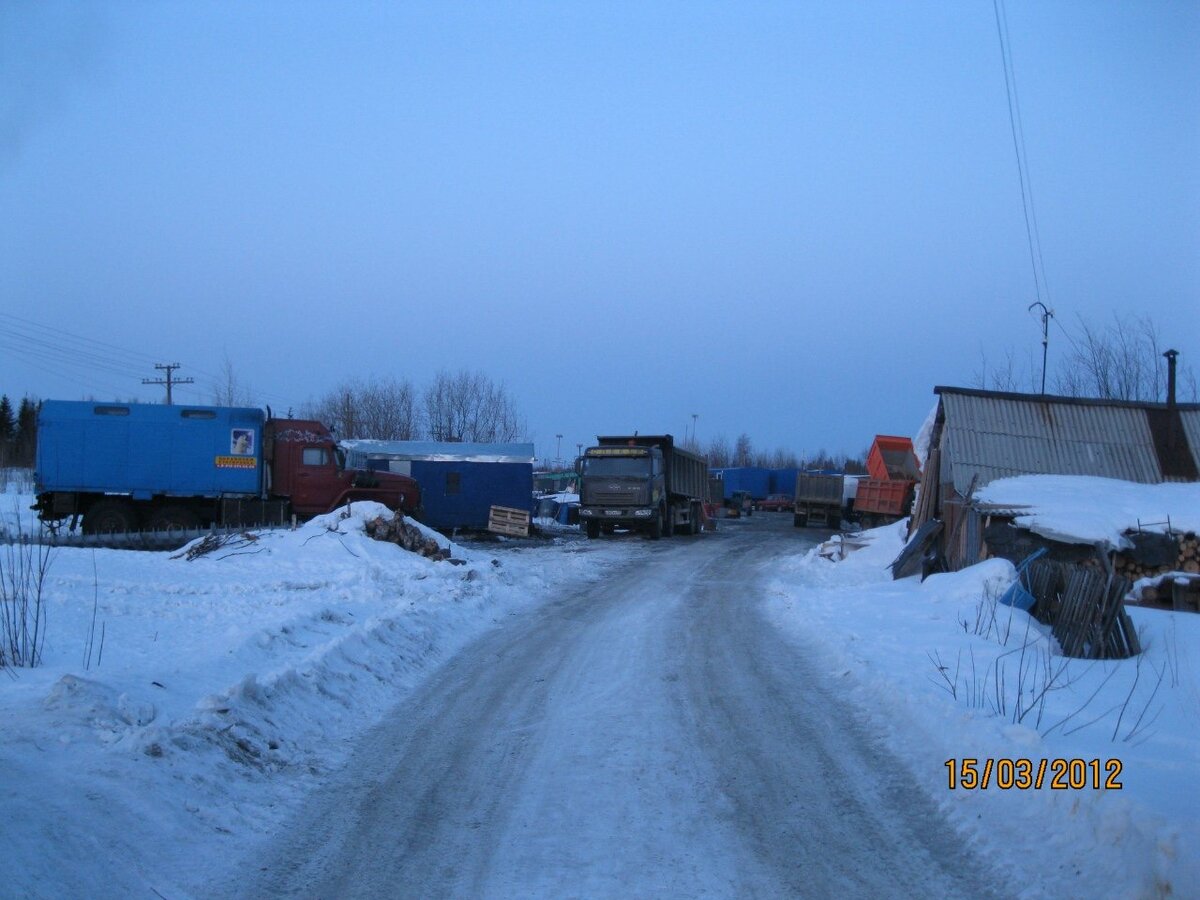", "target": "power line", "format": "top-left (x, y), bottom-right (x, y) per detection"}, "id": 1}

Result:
top-left (0, 312), bottom-right (302, 410)
top-left (993, 0), bottom-right (1052, 308)
top-left (143, 363), bottom-right (194, 405)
